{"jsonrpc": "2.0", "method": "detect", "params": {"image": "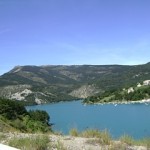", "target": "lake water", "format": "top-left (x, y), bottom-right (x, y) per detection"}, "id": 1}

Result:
top-left (26, 100), bottom-right (150, 139)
